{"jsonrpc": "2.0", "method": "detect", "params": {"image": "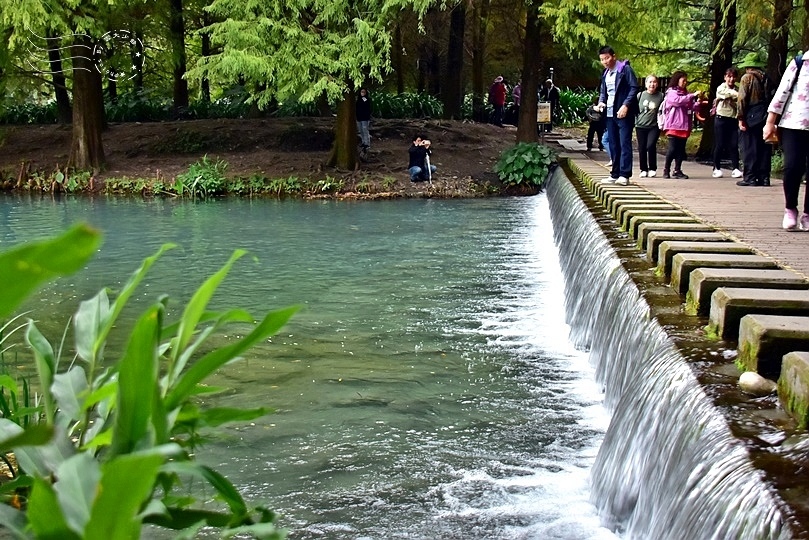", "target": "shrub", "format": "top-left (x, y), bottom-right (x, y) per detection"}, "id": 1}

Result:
top-left (174, 155), bottom-right (228, 198)
top-left (493, 142), bottom-right (558, 188)
top-left (558, 88), bottom-right (595, 126)
top-left (0, 225), bottom-right (291, 539)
